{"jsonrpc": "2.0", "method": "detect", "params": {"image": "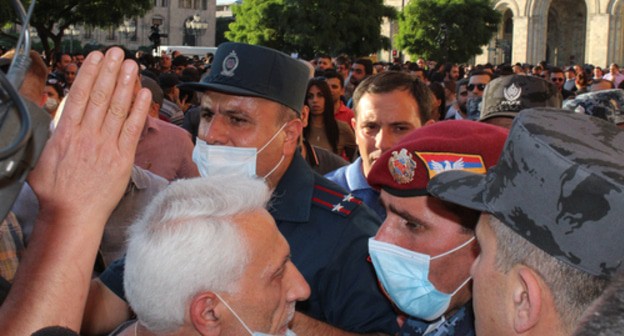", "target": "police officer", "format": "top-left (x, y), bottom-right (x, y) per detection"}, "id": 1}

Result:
top-left (366, 121), bottom-right (508, 335)
top-left (428, 109), bottom-right (624, 335)
top-left (85, 43), bottom-right (397, 336)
